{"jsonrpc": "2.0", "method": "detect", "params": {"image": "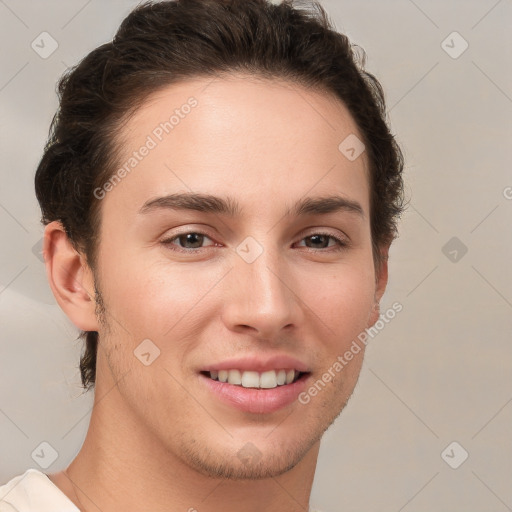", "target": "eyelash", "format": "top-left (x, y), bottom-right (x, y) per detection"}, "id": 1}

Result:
top-left (160, 231), bottom-right (349, 253)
